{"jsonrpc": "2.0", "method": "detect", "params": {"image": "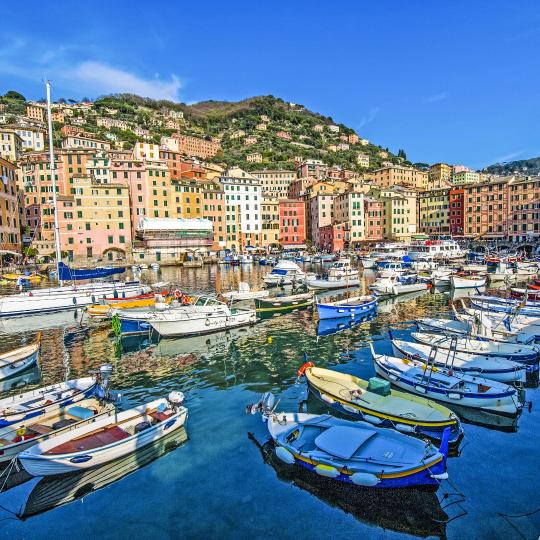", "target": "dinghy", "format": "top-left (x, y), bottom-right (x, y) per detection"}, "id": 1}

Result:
top-left (391, 338), bottom-right (527, 383)
top-left (316, 295), bottom-right (377, 319)
top-left (300, 363), bottom-right (462, 444)
top-left (254, 291), bottom-right (314, 312)
top-left (87, 293), bottom-right (171, 318)
top-left (0, 366), bottom-right (111, 428)
top-left (0, 397), bottom-right (115, 465)
top-left (430, 268), bottom-right (454, 287)
top-left (370, 345), bottom-right (522, 417)
top-left (0, 333), bottom-right (41, 381)
top-left (410, 332), bottom-right (539, 364)
top-left (470, 298), bottom-right (540, 318)
top-left (450, 274), bottom-right (486, 289)
top-left (306, 276), bottom-right (361, 290)
top-left (249, 394), bottom-right (450, 489)
top-left (19, 392), bottom-right (188, 476)
top-left (222, 282), bottom-right (270, 301)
